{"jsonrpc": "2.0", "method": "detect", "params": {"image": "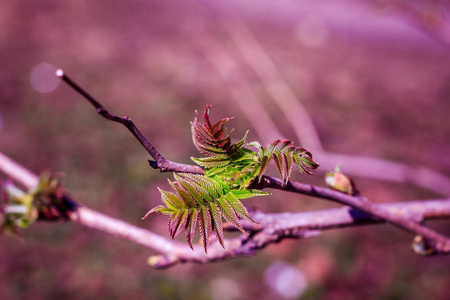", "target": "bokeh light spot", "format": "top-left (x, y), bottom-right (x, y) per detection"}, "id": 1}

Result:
top-left (264, 261), bottom-right (307, 299)
top-left (29, 62), bottom-right (60, 93)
